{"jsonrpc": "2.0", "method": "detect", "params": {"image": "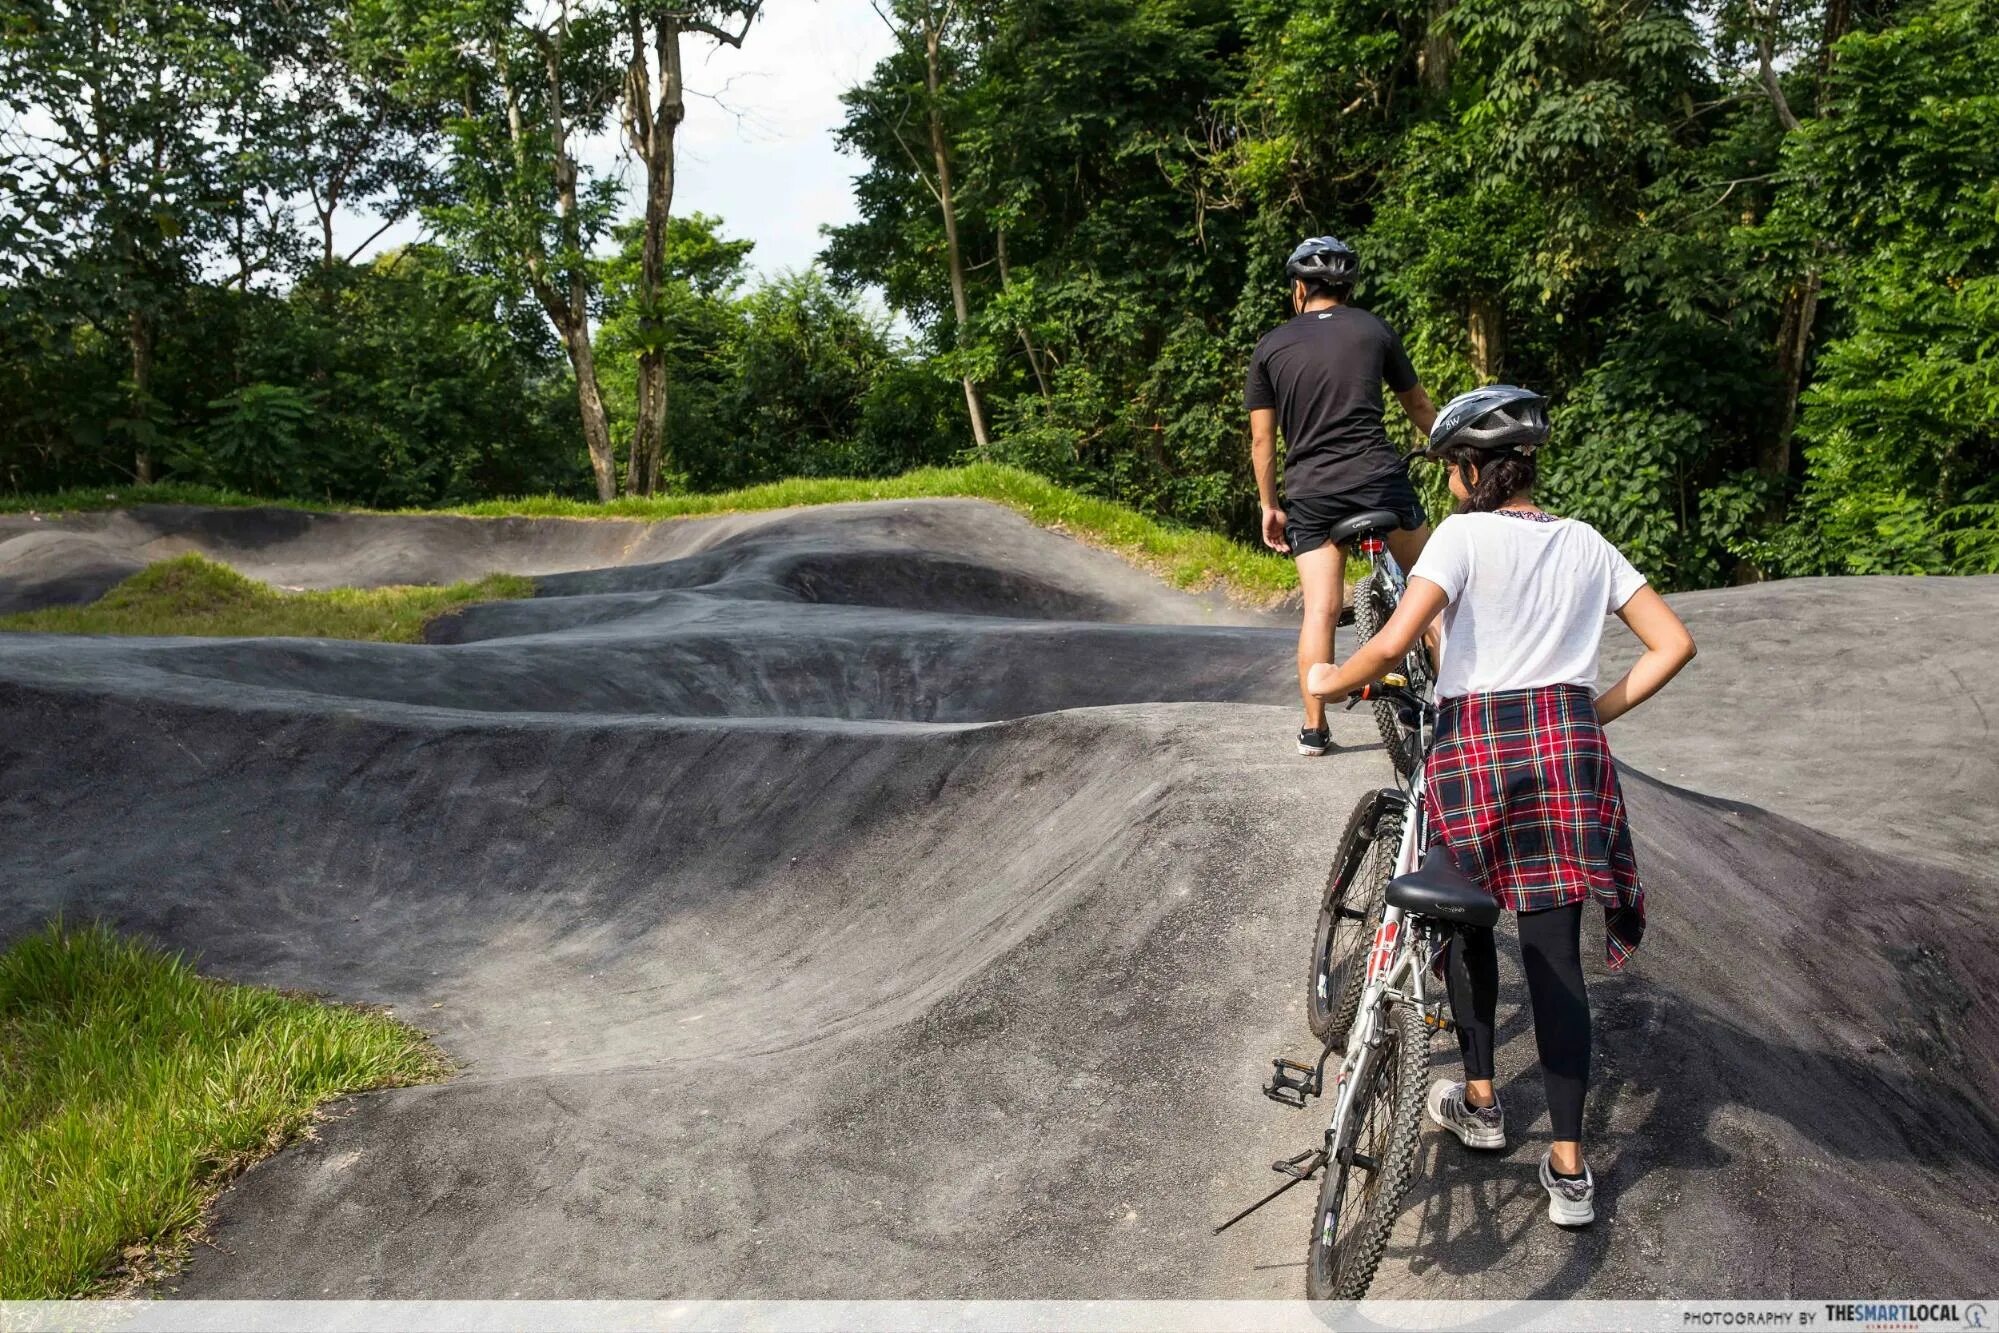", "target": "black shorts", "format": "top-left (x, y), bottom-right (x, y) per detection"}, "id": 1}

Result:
top-left (1284, 468), bottom-right (1428, 557)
